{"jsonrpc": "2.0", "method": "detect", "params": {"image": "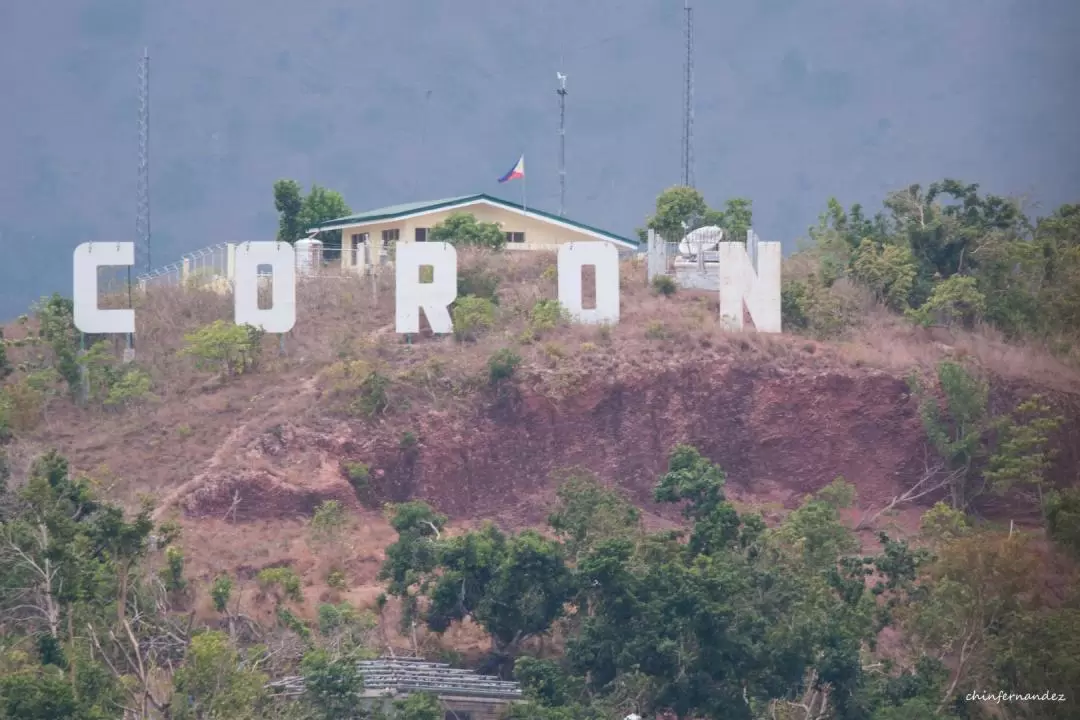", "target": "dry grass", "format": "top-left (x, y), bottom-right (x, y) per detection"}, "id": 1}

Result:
top-left (840, 312), bottom-right (1080, 391)
top-left (4, 248), bottom-right (1078, 634)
